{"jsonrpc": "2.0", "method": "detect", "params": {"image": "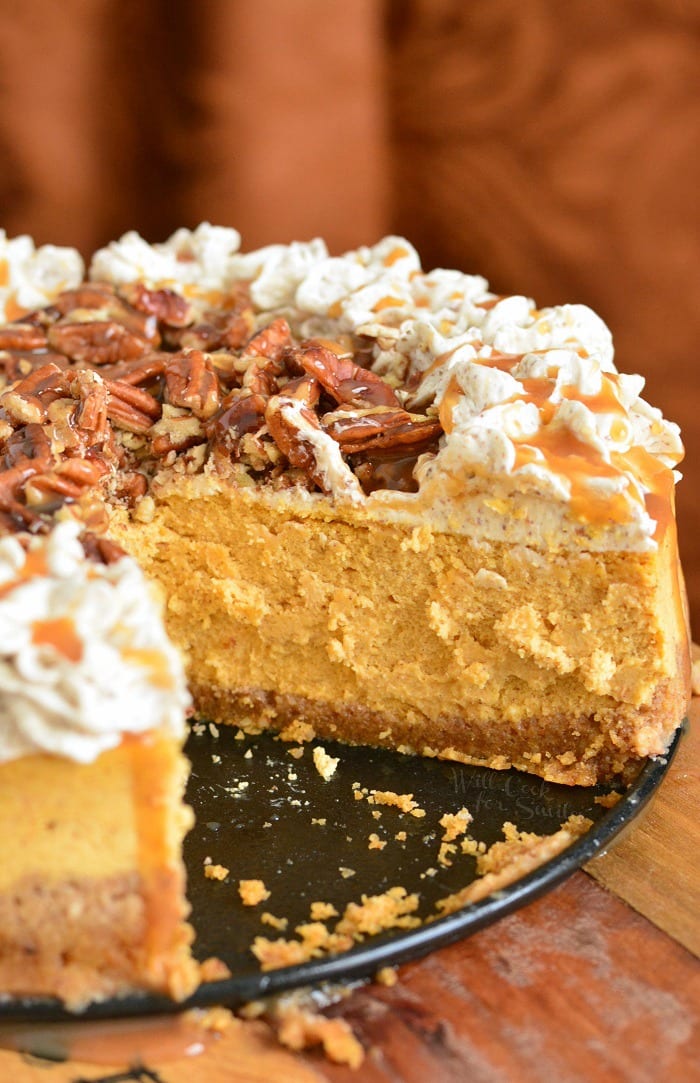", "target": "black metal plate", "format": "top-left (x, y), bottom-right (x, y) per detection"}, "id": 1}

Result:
top-left (0, 720), bottom-right (684, 1021)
